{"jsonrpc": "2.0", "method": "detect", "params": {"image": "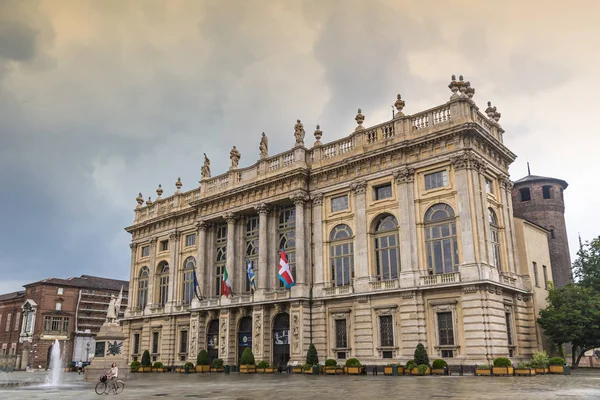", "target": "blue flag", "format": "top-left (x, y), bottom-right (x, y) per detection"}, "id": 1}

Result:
top-left (246, 259), bottom-right (256, 293)
top-left (192, 269), bottom-right (202, 301)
